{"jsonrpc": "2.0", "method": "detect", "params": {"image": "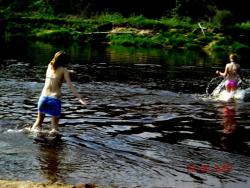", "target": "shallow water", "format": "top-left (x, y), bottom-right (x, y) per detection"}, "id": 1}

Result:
top-left (1, 43), bottom-right (250, 188)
